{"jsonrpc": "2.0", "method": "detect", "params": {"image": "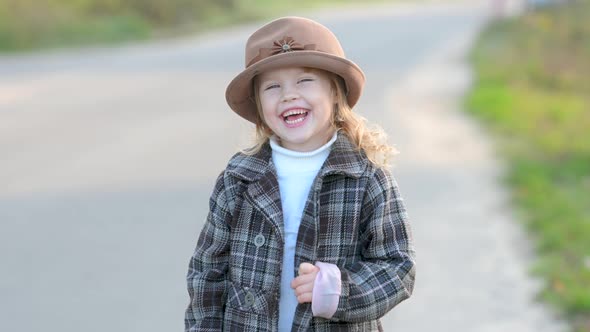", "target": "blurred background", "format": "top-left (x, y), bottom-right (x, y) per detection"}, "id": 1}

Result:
top-left (0, 0), bottom-right (588, 331)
